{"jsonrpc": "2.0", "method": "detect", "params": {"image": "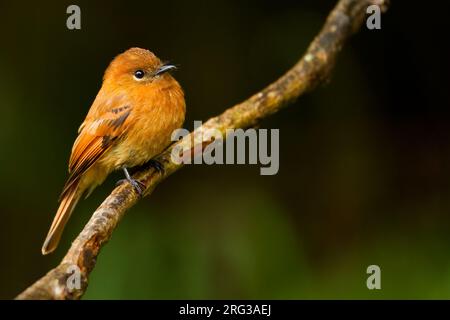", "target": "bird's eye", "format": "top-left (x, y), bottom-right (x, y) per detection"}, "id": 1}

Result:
top-left (134, 70), bottom-right (145, 80)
